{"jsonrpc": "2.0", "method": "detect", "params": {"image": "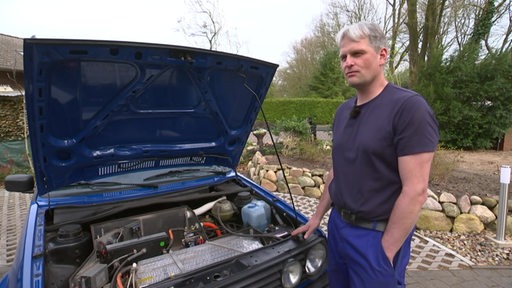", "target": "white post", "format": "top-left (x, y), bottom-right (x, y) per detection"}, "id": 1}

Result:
top-left (496, 165), bottom-right (511, 242)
